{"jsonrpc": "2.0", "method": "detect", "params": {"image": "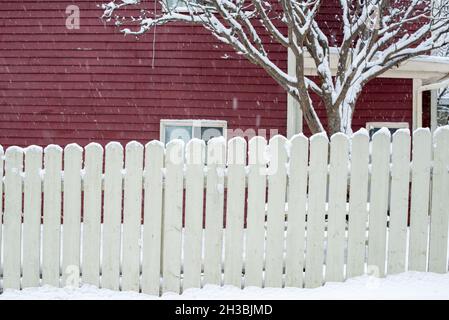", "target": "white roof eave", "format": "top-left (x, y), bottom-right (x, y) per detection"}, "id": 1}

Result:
top-left (302, 51), bottom-right (449, 80)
